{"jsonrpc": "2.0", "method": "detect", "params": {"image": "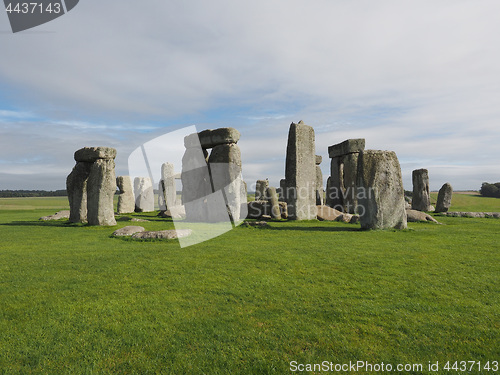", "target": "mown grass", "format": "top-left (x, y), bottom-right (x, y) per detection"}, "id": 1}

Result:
top-left (0, 196), bottom-right (498, 374)
top-left (430, 191), bottom-right (500, 212)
